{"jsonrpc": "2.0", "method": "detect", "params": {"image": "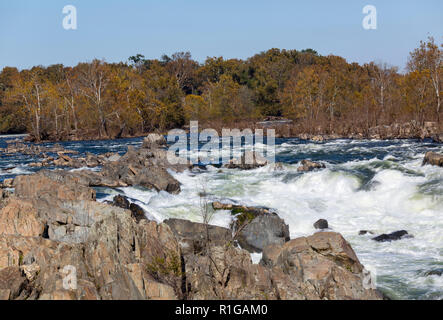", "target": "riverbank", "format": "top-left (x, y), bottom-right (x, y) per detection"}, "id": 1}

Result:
top-left (6, 120), bottom-right (442, 145)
